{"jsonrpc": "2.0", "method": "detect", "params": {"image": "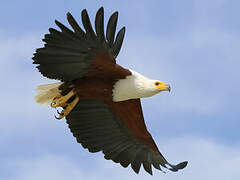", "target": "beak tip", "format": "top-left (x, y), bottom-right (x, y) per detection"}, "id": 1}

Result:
top-left (167, 84), bottom-right (171, 92)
